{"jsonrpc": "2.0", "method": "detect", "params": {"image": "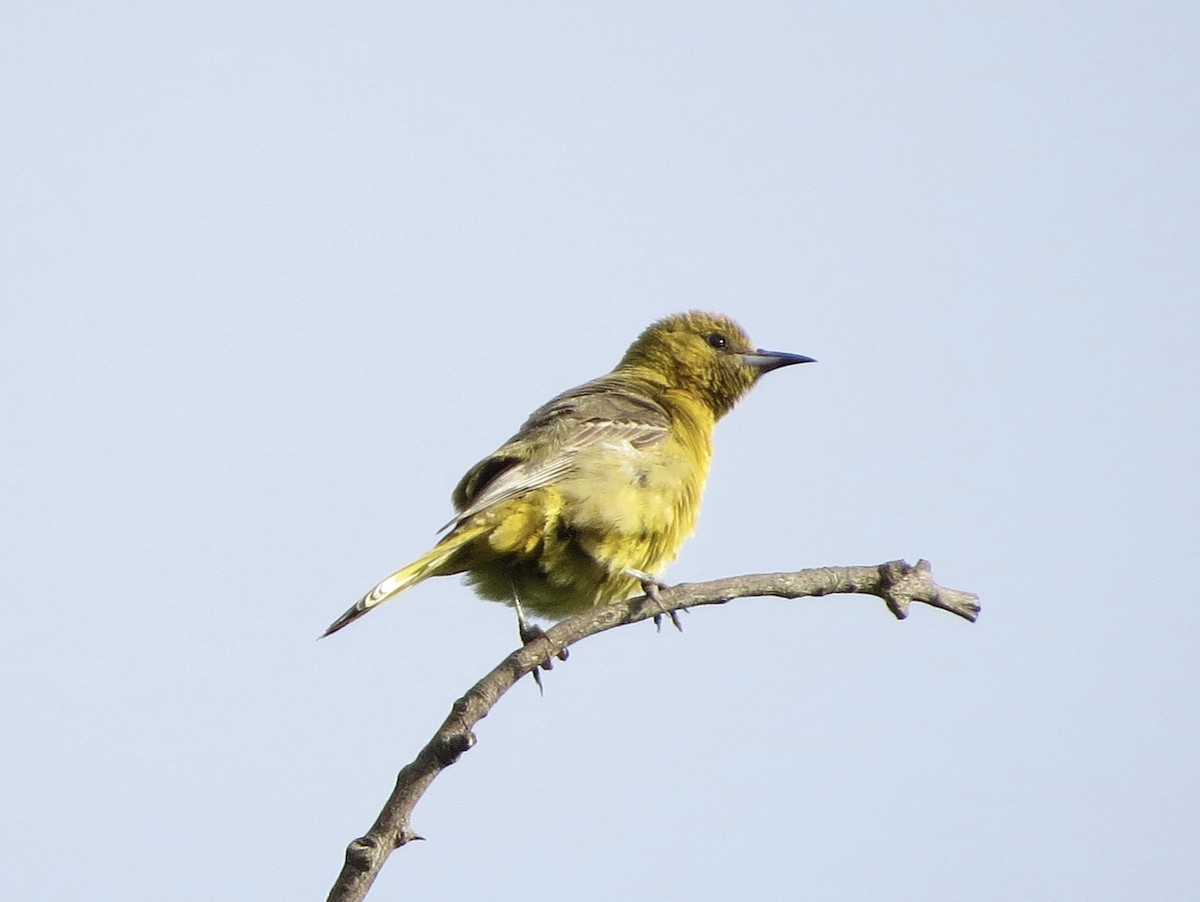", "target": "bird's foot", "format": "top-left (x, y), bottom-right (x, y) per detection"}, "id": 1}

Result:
top-left (627, 570), bottom-right (684, 633)
top-left (515, 599), bottom-right (567, 695)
